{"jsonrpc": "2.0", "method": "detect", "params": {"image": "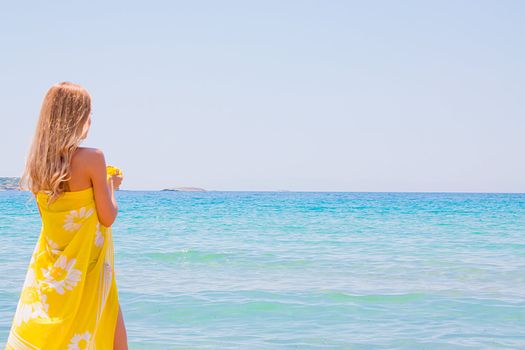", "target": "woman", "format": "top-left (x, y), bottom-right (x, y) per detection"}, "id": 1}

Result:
top-left (6, 82), bottom-right (128, 349)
